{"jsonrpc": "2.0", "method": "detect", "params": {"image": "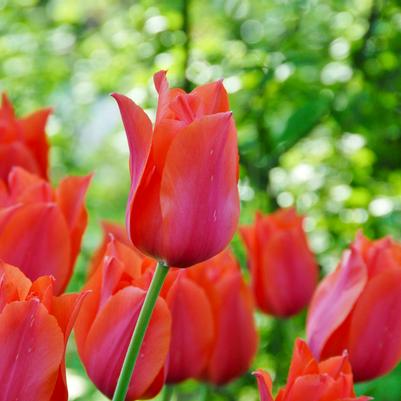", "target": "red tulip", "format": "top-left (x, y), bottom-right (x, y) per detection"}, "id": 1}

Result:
top-left (112, 70), bottom-right (240, 267)
top-left (307, 231), bottom-right (401, 381)
top-left (186, 249), bottom-right (258, 385)
top-left (90, 226), bottom-right (257, 386)
top-left (0, 93), bottom-right (51, 181)
top-left (0, 260), bottom-right (87, 401)
top-left (75, 235), bottom-right (171, 400)
top-left (254, 338), bottom-right (371, 401)
top-left (240, 208), bottom-right (318, 317)
top-left (0, 167), bottom-right (91, 294)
